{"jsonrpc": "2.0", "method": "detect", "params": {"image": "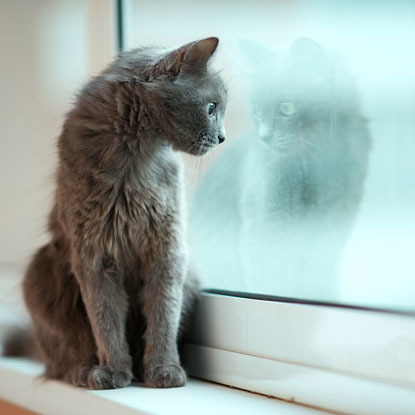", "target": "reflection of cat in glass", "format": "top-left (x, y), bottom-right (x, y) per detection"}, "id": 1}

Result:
top-left (190, 38), bottom-right (371, 300)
